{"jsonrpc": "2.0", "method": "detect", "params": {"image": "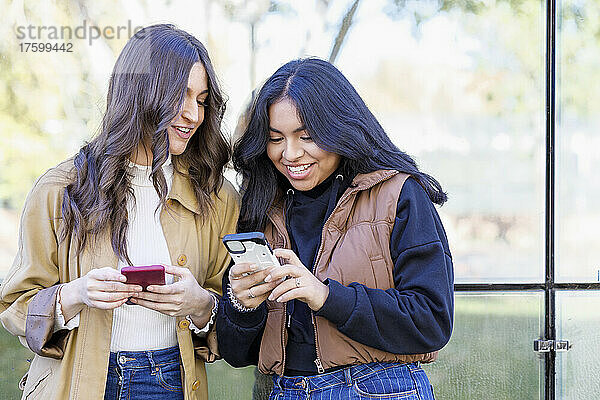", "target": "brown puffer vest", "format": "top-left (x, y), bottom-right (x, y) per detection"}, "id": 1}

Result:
top-left (258, 170), bottom-right (437, 376)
